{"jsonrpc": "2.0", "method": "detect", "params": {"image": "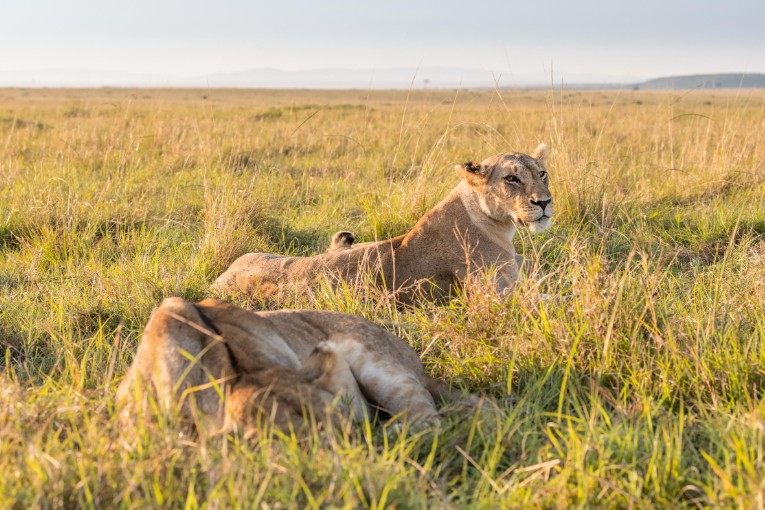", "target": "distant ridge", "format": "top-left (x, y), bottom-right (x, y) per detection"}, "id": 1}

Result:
top-left (635, 73), bottom-right (765, 90)
top-left (1, 68), bottom-right (764, 90)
